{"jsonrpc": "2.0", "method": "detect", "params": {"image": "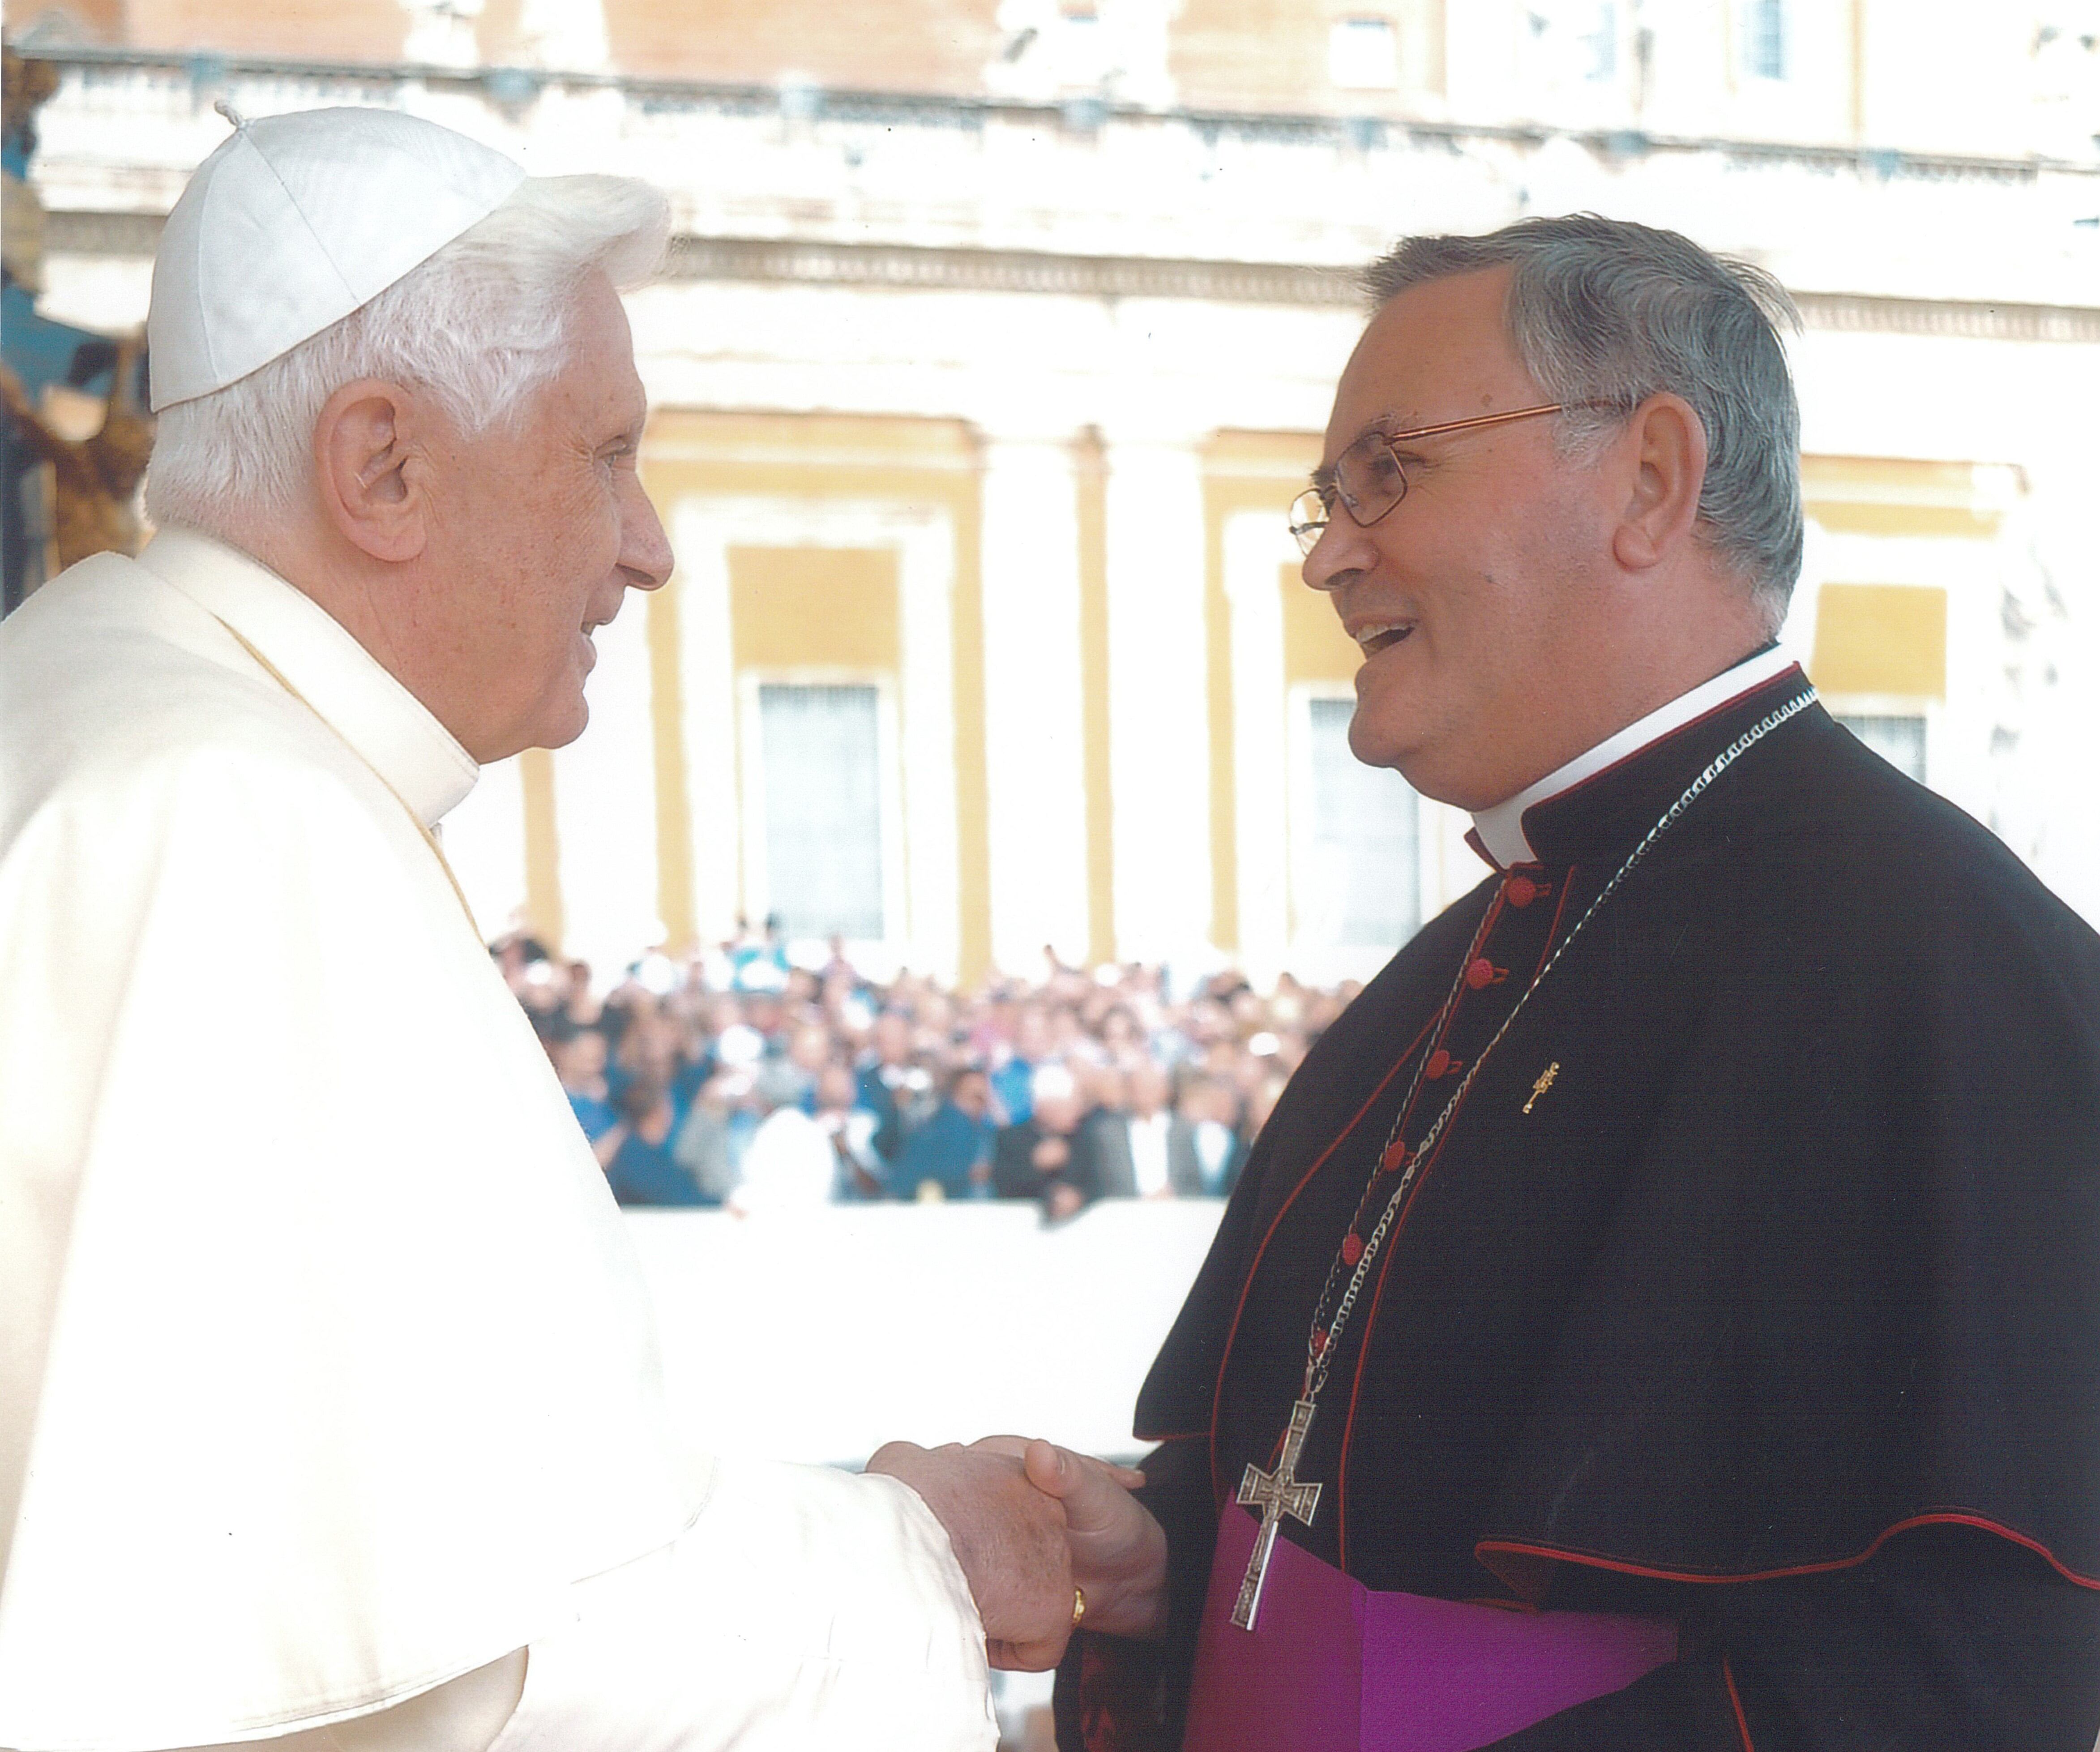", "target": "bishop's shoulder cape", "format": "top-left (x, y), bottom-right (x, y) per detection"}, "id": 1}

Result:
top-left (1112, 667), bottom-right (2100, 1722)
